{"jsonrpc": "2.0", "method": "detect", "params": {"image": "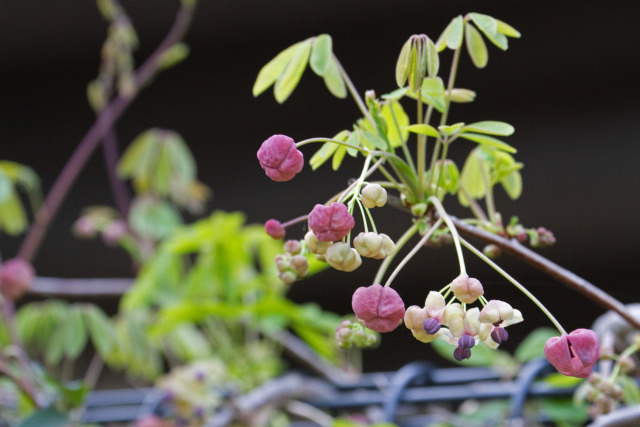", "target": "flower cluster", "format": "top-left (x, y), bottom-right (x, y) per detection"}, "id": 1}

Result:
top-left (274, 240), bottom-right (309, 285)
top-left (404, 276), bottom-right (523, 361)
top-left (335, 318), bottom-right (379, 349)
